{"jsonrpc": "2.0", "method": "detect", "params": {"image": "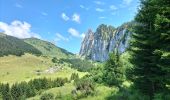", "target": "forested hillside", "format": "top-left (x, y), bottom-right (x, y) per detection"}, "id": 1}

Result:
top-left (0, 33), bottom-right (74, 58)
top-left (24, 38), bottom-right (73, 58)
top-left (0, 33), bottom-right (41, 57)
